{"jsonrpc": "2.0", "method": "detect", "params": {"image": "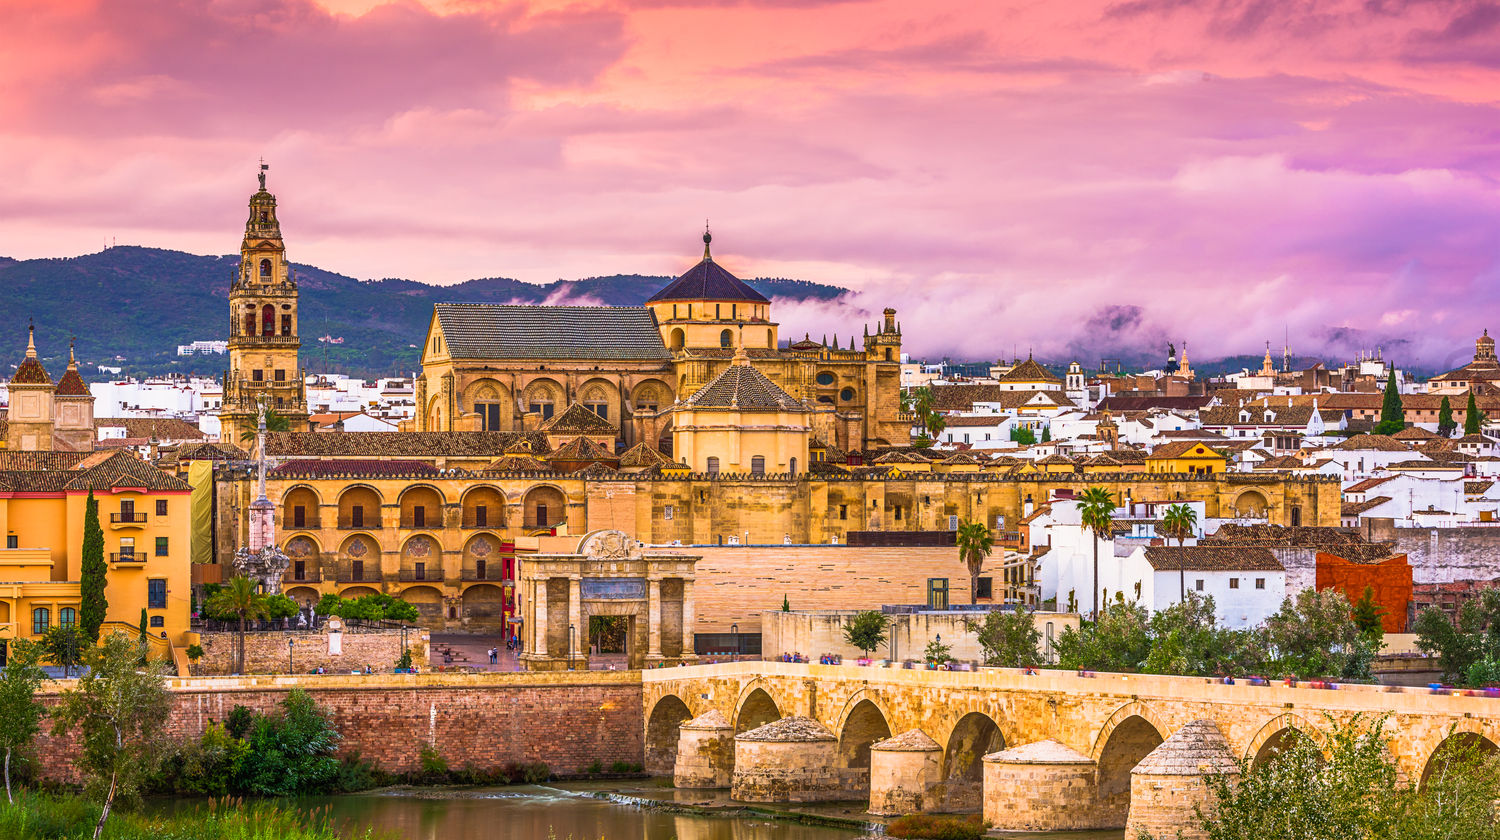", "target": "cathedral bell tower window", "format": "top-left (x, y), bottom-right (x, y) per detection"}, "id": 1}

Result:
top-left (260, 258), bottom-right (271, 277)
top-left (281, 314), bottom-right (292, 336)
